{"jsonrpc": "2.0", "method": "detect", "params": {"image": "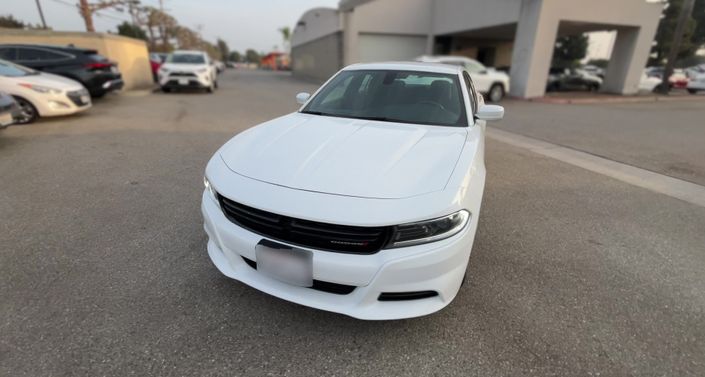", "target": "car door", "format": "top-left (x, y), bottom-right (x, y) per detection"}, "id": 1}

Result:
top-left (0, 47), bottom-right (18, 61)
top-left (464, 59), bottom-right (492, 93)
